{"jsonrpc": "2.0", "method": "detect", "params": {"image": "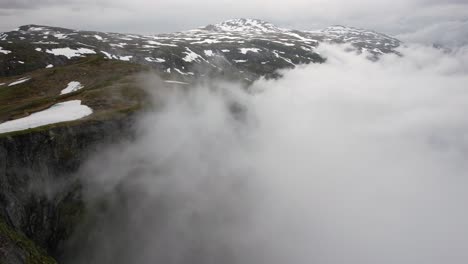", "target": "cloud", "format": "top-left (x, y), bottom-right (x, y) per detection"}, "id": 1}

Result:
top-left (397, 20), bottom-right (468, 47)
top-left (63, 44), bottom-right (468, 264)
